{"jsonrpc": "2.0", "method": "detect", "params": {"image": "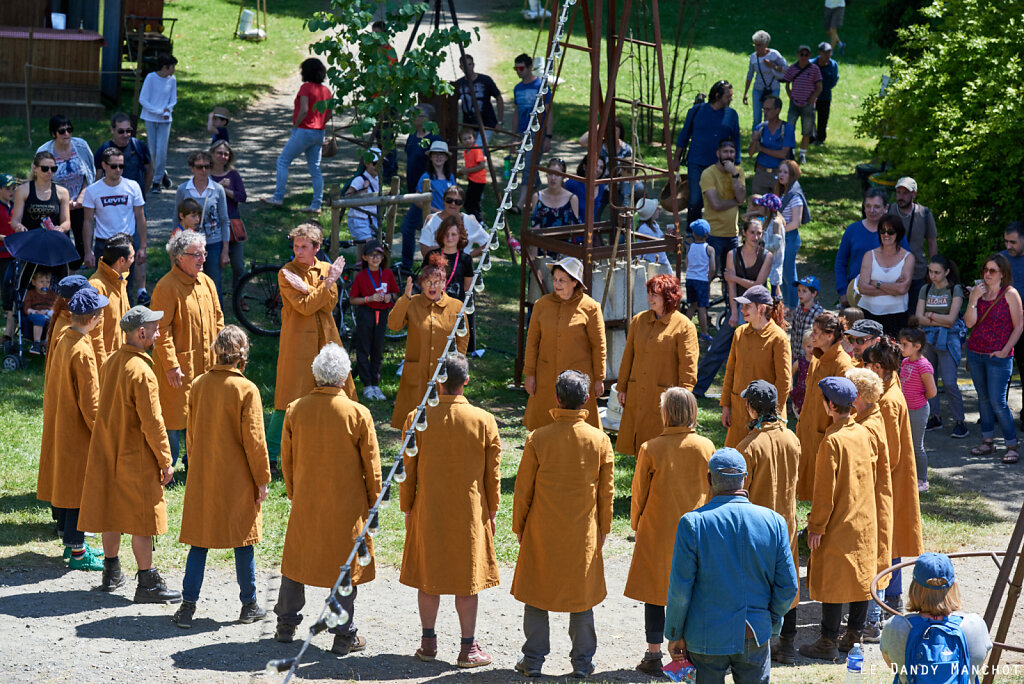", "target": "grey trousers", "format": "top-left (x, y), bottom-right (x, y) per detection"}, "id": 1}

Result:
top-left (925, 347), bottom-right (966, 423)
top-left (521, 604), bottom-right (596, 672)
top-left (907, 404), bottom-right (930, 482)
top-left (274, 575), bottom-right (357, 637)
